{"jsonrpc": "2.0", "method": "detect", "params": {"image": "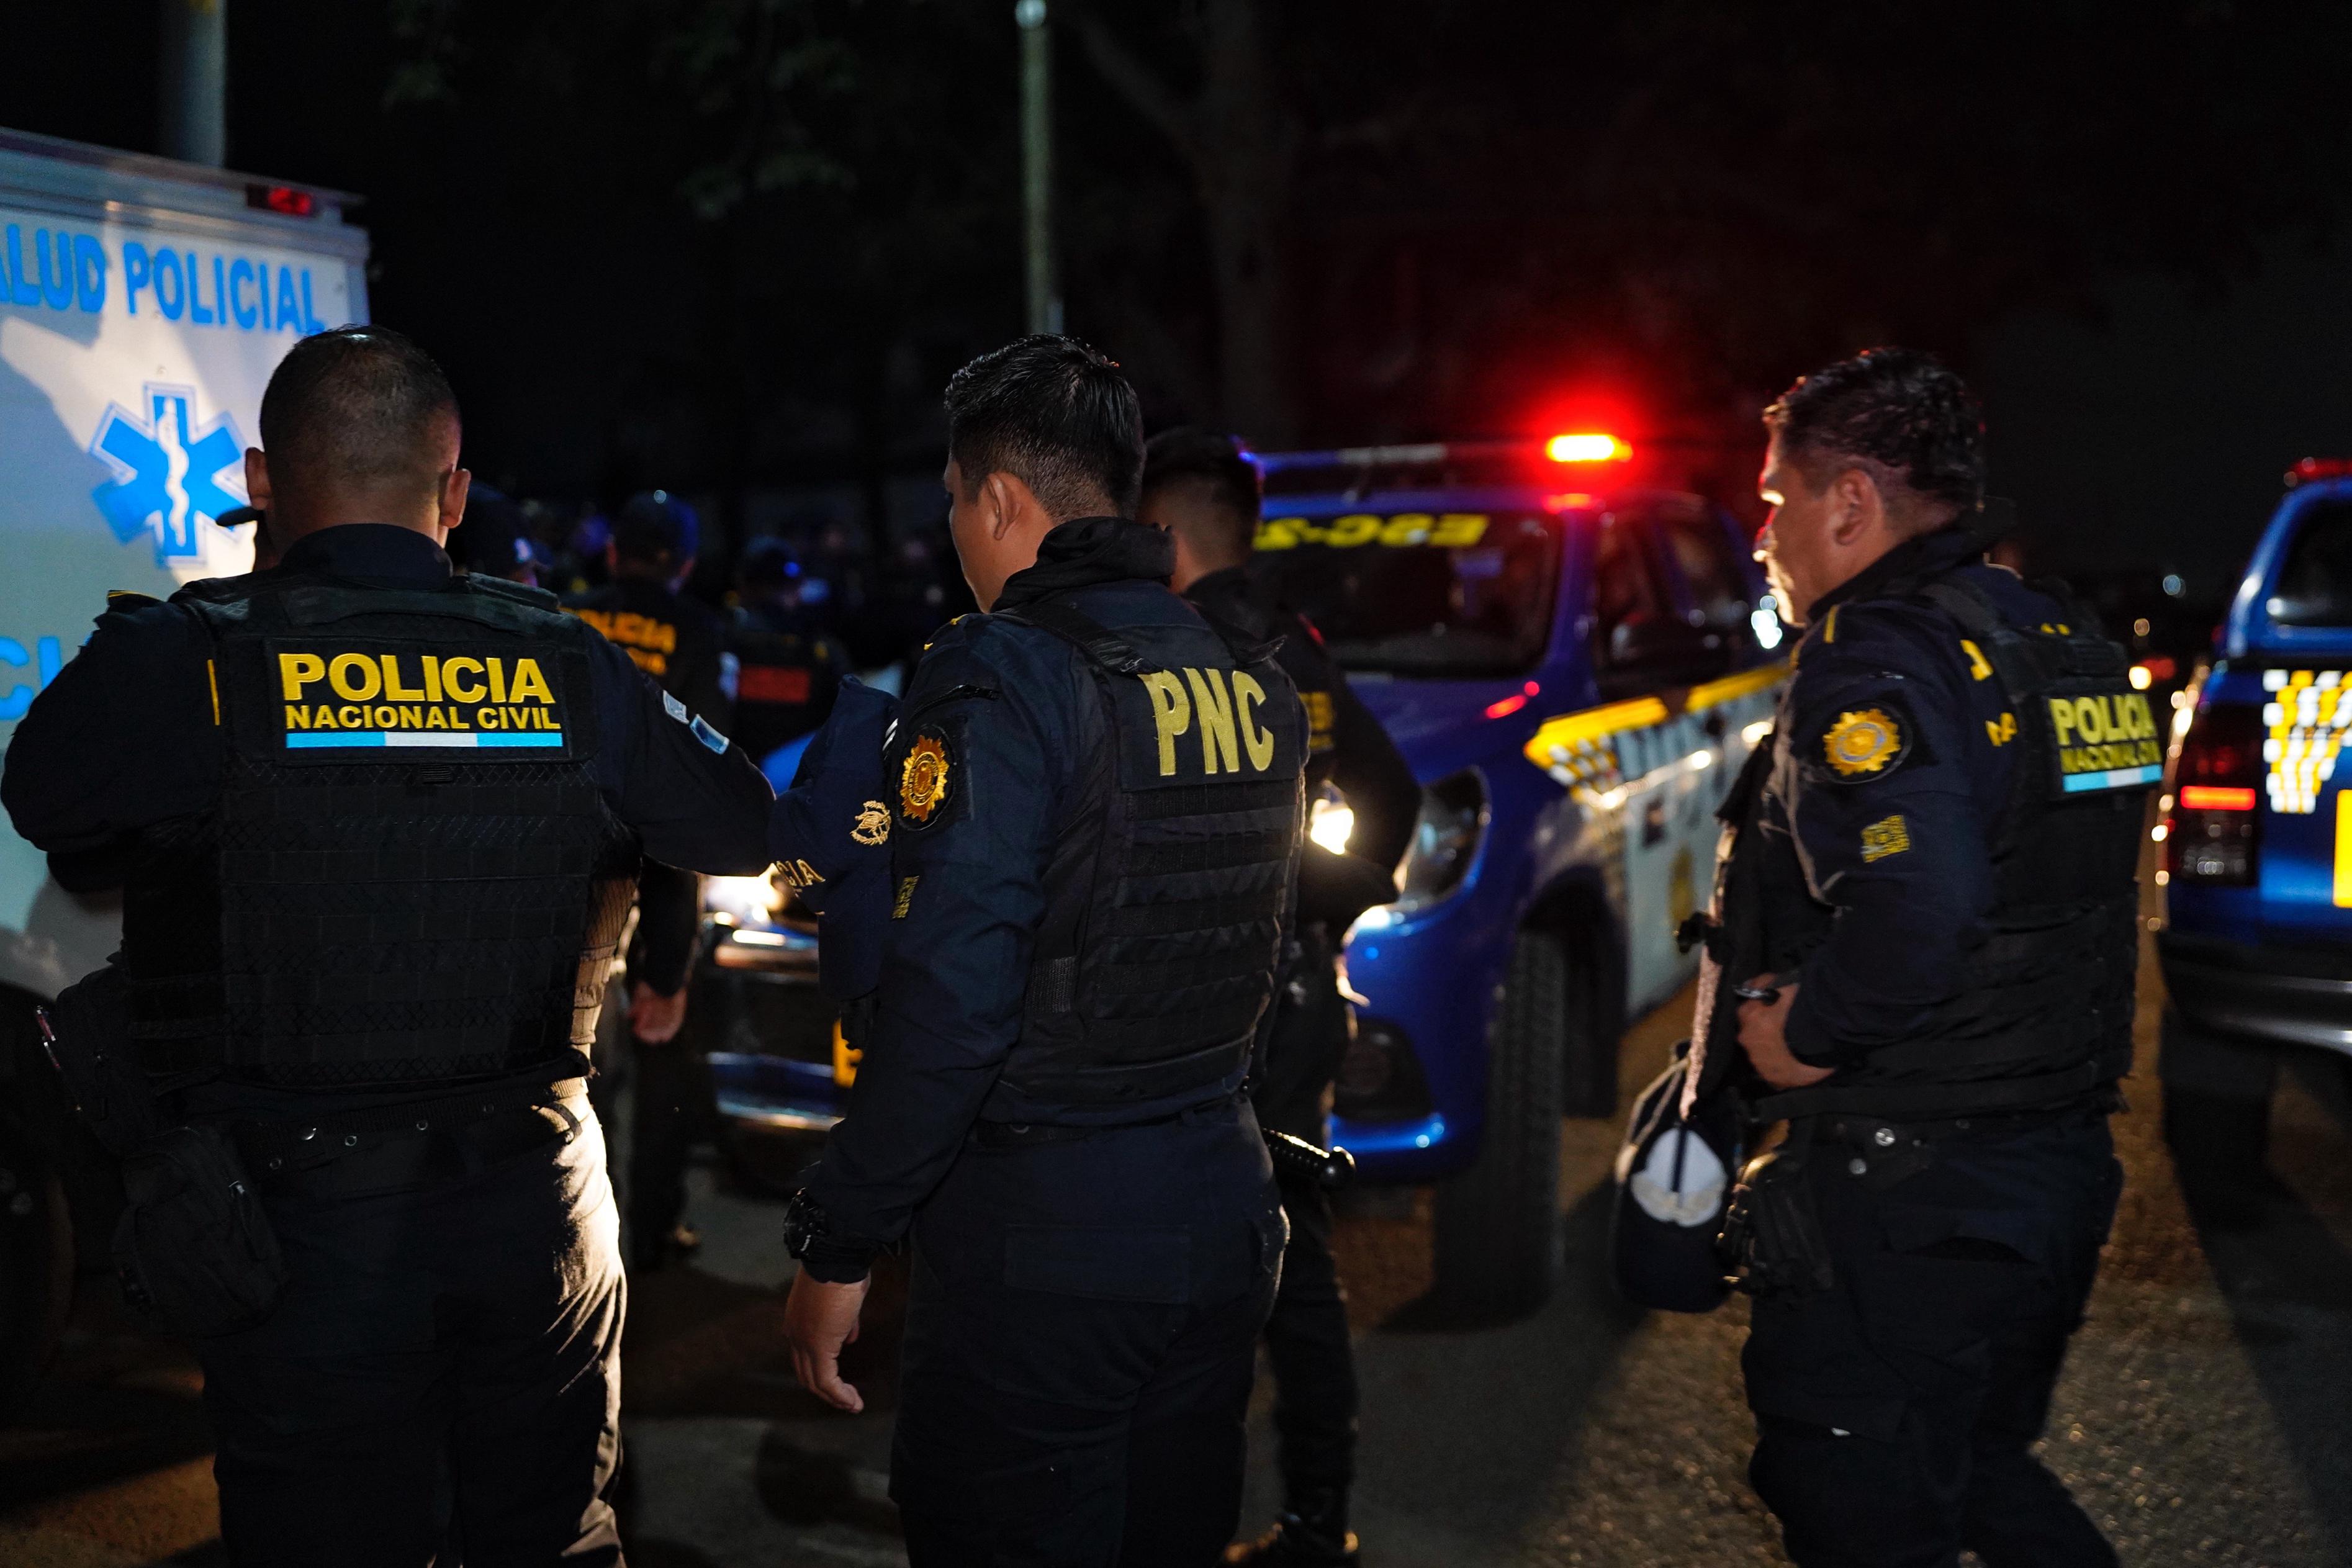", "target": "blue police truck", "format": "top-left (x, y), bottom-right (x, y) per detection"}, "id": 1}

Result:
top-left (703, 435), bottom-right (1783, 1309)
top-left (2158, 456), bottom-right (2352, 1175)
